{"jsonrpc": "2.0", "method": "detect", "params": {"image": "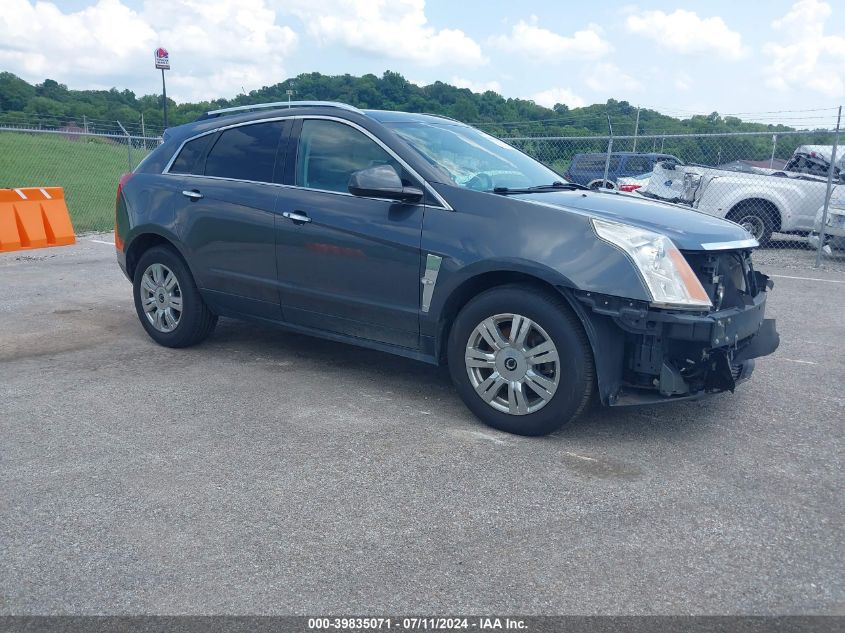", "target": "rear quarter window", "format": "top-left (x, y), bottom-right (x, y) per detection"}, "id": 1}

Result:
top-left (168, 134), bottom-right (214, 175)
